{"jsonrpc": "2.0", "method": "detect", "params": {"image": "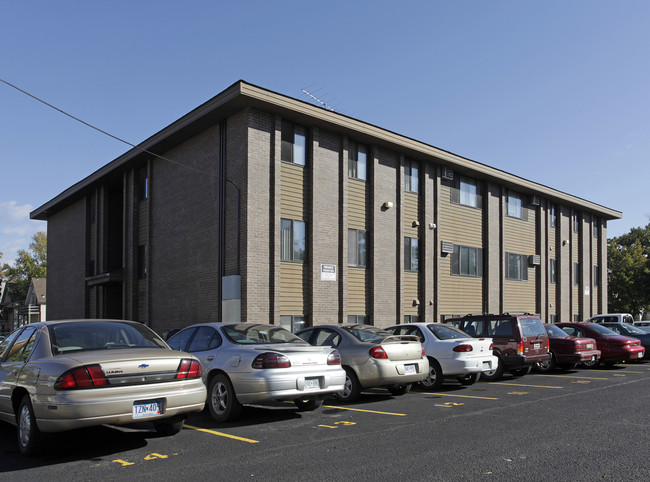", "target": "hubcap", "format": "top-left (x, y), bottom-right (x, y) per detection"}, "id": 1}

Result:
top-left (341, 376), bottom-right (352, 398)
top-left (19, 405), bottom-right (31, 448)
top-left (212, 382), bottom-right (228, 414)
